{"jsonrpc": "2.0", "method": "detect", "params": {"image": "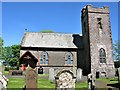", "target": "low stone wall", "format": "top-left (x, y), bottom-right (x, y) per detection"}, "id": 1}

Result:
top-left (9, 70), bottom-right (23, 75)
